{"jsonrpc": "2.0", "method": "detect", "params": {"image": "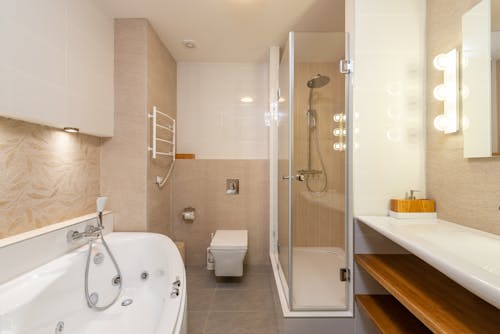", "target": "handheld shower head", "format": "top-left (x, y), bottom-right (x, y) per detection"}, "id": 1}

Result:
top-left (96, 197), bottom-right (108, 213)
